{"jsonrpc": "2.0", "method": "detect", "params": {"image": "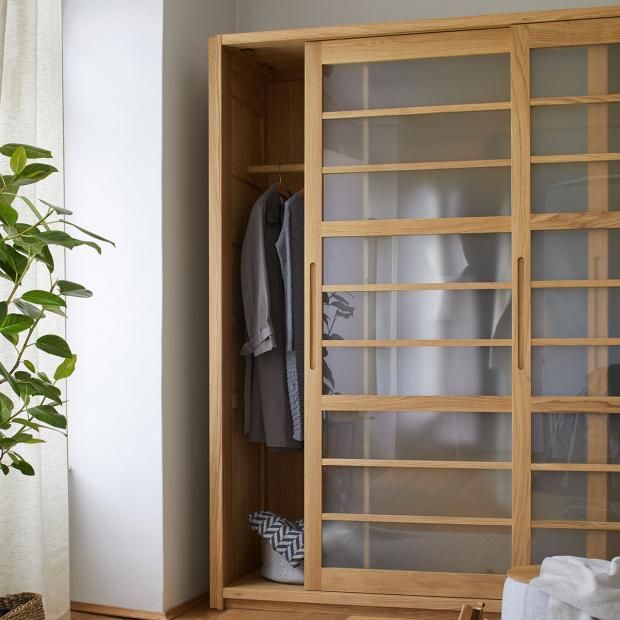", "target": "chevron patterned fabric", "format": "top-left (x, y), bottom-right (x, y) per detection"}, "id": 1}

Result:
top-left (249, 511), bottom-right (305, 567)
